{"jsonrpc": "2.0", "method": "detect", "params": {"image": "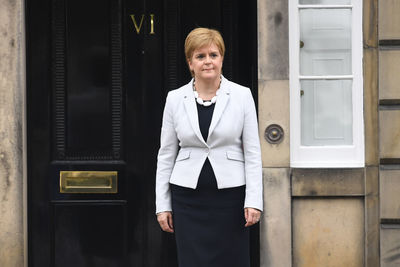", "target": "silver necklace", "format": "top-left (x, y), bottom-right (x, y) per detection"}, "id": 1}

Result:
top-left (192, 78), bottom-right (221, 107)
